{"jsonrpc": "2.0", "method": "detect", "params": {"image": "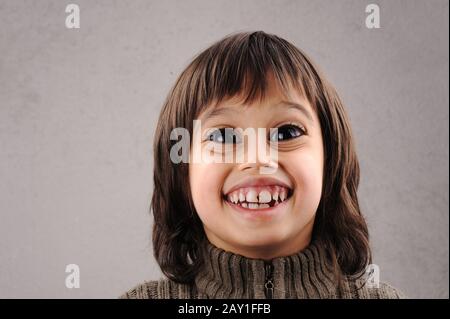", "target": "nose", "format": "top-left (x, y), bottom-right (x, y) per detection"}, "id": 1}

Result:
top-left (237, 128), bottom-right (278, 174)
